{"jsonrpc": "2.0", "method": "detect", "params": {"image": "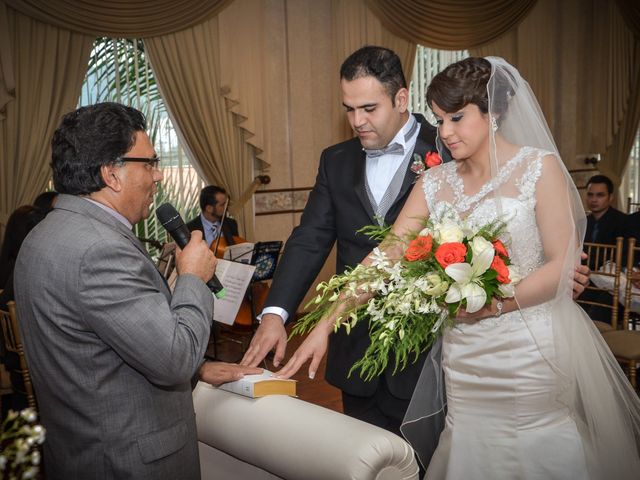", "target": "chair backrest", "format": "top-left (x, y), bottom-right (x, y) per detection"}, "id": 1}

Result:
top-left (579, 237), bottom-right (624, 328)
top-left (627, 197), bottom-right (640, 214)
top-left (623, 237), bottom-right (640, 330)
top-left (0, 301), bottom-right (37, 409)
top-left (156, 242), bottom-right (177, 279)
